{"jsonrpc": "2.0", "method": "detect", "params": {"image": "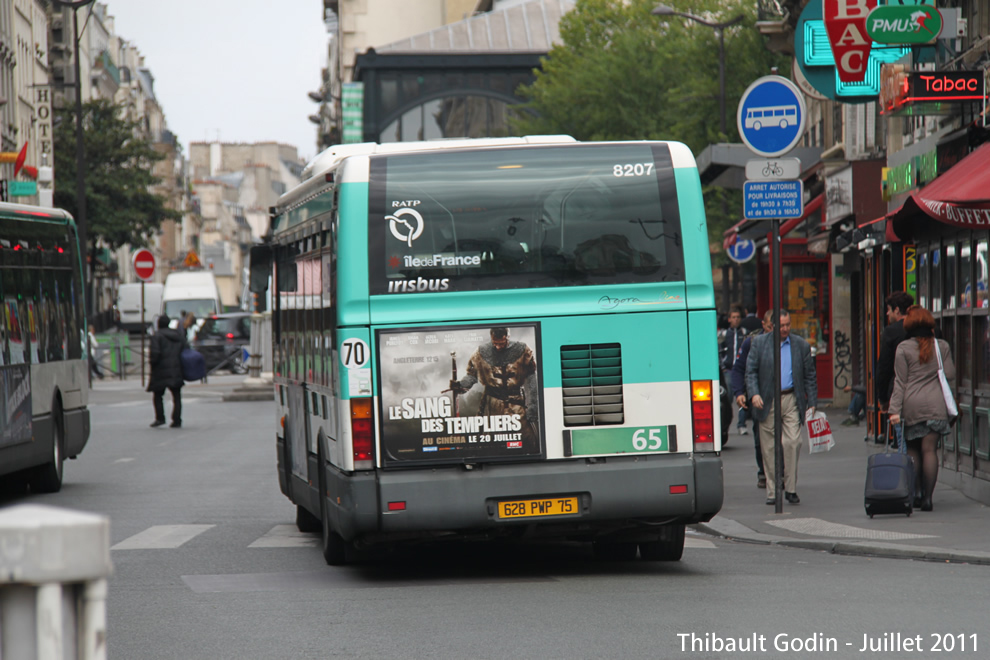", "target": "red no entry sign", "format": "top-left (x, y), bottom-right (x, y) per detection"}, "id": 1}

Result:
top-left (133, 249), bottom-right (156, 281)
